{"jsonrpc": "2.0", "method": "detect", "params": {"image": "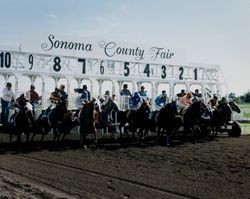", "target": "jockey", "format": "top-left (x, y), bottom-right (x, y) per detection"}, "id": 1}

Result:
top-left (208, 94), bottom-right (219, 109)
top-left (74, 85), bottom-right (91, 103)
top-left (178, 92), bottom-right (193, 112)
top-left (14, 93), bottom-right (34, 123)
top-left (155, 90), bottom-right (169, 110)
top-left (100, 90), bottom-right (112, 109)
top-left (111, 94), bottom-right (118, 106)
top-left (49, 87), bottom-right (61, 107)
top-left (15, 94), bottom-right (29, 109)
top-left (1, 82), bottom-right (15, 126)
top-left (26, 85), bottom-right (41, 116)
top-left (138, 85), bottom-right (149, 101)
top-left (129, 92), bottom-right (143, 109)
top-left (218, 97), bottom-right (228, 108)
top-left (120, 84), bottom-right (132, 97)
top-left (192, 89), bottom-right (202, 102)
top-left (104, 90), bottom-right (111, 101)
top-left (59, 84), bottom-right (68, 111)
